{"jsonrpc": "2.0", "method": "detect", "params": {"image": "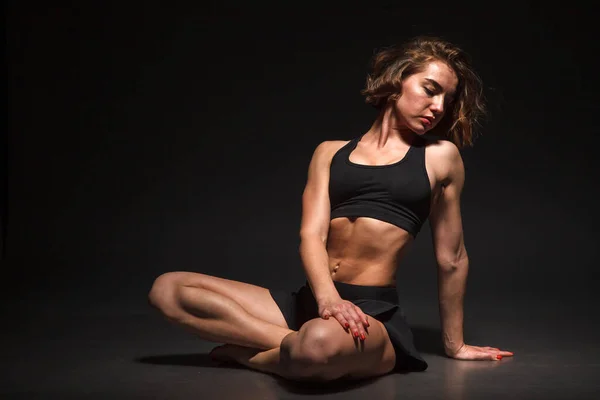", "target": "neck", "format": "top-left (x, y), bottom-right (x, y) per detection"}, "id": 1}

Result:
top-left (365, 104), bottom-right (418, 148)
